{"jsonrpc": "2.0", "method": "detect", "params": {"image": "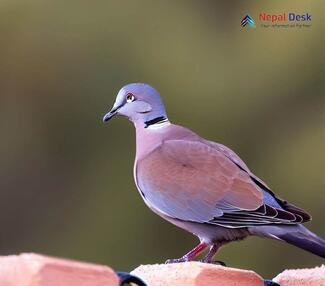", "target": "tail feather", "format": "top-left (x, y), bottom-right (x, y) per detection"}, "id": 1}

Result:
top-left (278, 225), bottom-right (325, 258)
top-left (250, 224), bottom-right (325, 258)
